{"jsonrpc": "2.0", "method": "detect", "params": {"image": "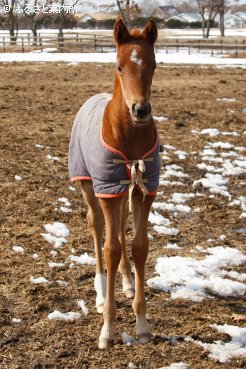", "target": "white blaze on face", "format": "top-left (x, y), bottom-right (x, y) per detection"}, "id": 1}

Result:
top-left (130, 49), bottom-right (142, 66)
